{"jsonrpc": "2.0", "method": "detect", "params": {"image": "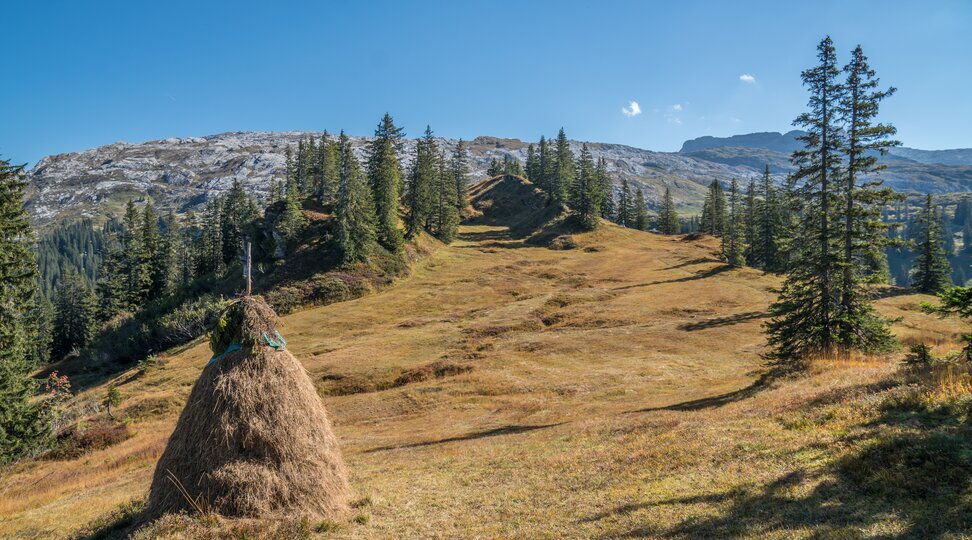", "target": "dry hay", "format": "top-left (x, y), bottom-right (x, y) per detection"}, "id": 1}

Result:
top-left (146, 296), bottom-right (349, 521)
